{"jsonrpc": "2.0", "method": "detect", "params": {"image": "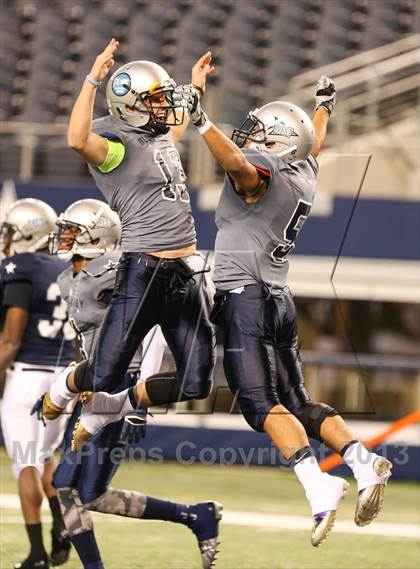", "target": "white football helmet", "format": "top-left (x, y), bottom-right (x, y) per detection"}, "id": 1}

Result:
top-left (232, 101), bottom-right (315, 162)
top-left (0, 198), bottom-right (57, 256)
top-left (106, 60), bottom-right (184, 133)
top-left (50, 199), bottom-right (121, 261)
